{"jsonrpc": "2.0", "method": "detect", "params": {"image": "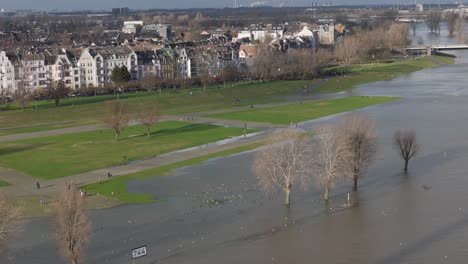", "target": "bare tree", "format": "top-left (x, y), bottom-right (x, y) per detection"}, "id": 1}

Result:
top-left (13, 75), bottom-right (32, 111)
top-left (253, 36), bottom-right (276, 81)
top-left (340, 114), bottom-right (377, 191)
top-left (53, 185), bottom-right (91, 264)
top-left (253, 128), bottom-right (312, 206)
top-left (312, 49), bottom-right (333, 76)
top-left (426, 11), bottom-right (442, 35)
top-left (394, 129), bottom-right (419, 173)
top-left (335, 36), bottom-right (360, 73)
top-left (456, 16), bottom-right (465, 43)
top-left (197, 56), bottom-right (211, 93)
top-left (0, 88), bottom-right (11, 106)
top-left (139, 104), bottom-right (160, 137)
top-left (0, 199), bottom-right (22, 253)
top-left (104, 99), bottom-right (129, 141)
top-left (446, 11), bottom-right (460, 37)
top-left (46, 80), bottom-right (70, 107)
top-left (386, 23), bottom-right (410, 52)
top-left (313, 124), bottom-right (347, 201)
